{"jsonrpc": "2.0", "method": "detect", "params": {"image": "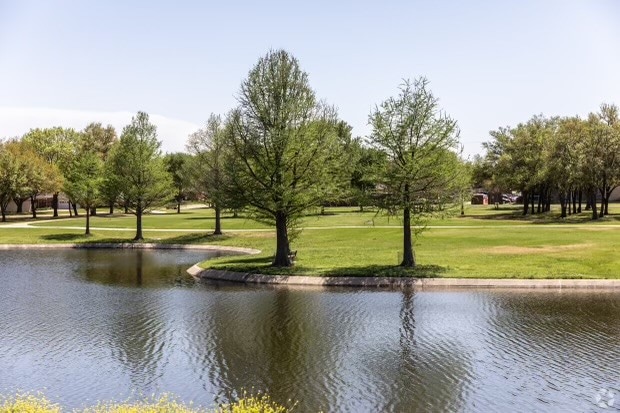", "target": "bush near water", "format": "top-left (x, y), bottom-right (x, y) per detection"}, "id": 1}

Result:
top-left (0, 393), bottom-right (293, 413)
